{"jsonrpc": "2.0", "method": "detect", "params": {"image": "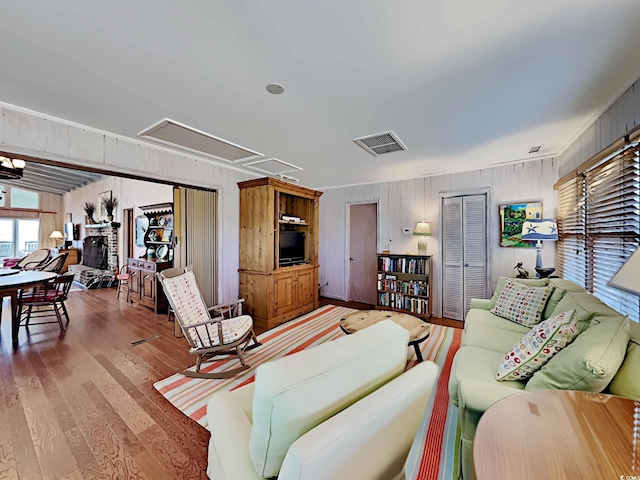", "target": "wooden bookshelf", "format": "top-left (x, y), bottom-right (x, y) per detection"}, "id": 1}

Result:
top-left (376, 253), bottom-right (432, 320)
